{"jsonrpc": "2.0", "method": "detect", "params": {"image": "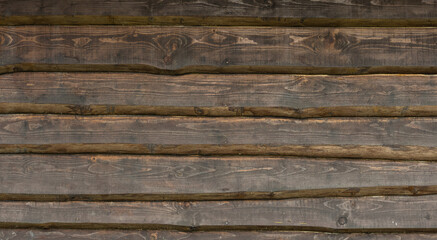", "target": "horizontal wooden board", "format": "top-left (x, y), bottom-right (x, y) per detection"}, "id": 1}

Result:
top-left (1, 154), bottom-right (437, 201)
top-left (2, 26), bottom-right (437, 74)
top-left (0, 115), bottom-right (436, 159)
top-left (1, 229), bottom-right (436, 240)
top-left (1, 0), bottom-right (437, 26)
top-left (2, 72), bottom-right (437, 117)
top-left (2, 196), bottom-right (437, 231)
top-left (3, 0), bottom-right (437, 19)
